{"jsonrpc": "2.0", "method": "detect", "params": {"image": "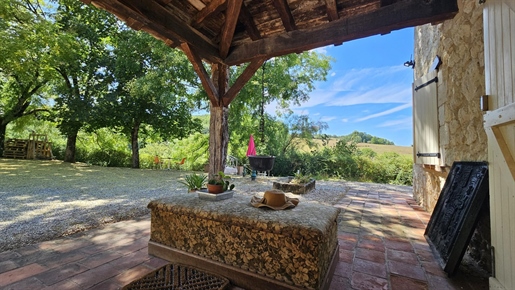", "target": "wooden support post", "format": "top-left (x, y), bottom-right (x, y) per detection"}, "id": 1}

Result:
top-left (208, 64), bottom-right (230, 178)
